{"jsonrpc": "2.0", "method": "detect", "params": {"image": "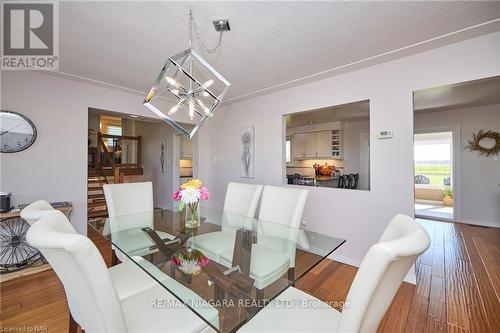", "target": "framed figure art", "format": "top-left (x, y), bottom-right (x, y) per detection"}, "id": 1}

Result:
top-left (240, 126), bottom-right (255, 178)
top-left (160, 140), bottom-right (166, 173)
